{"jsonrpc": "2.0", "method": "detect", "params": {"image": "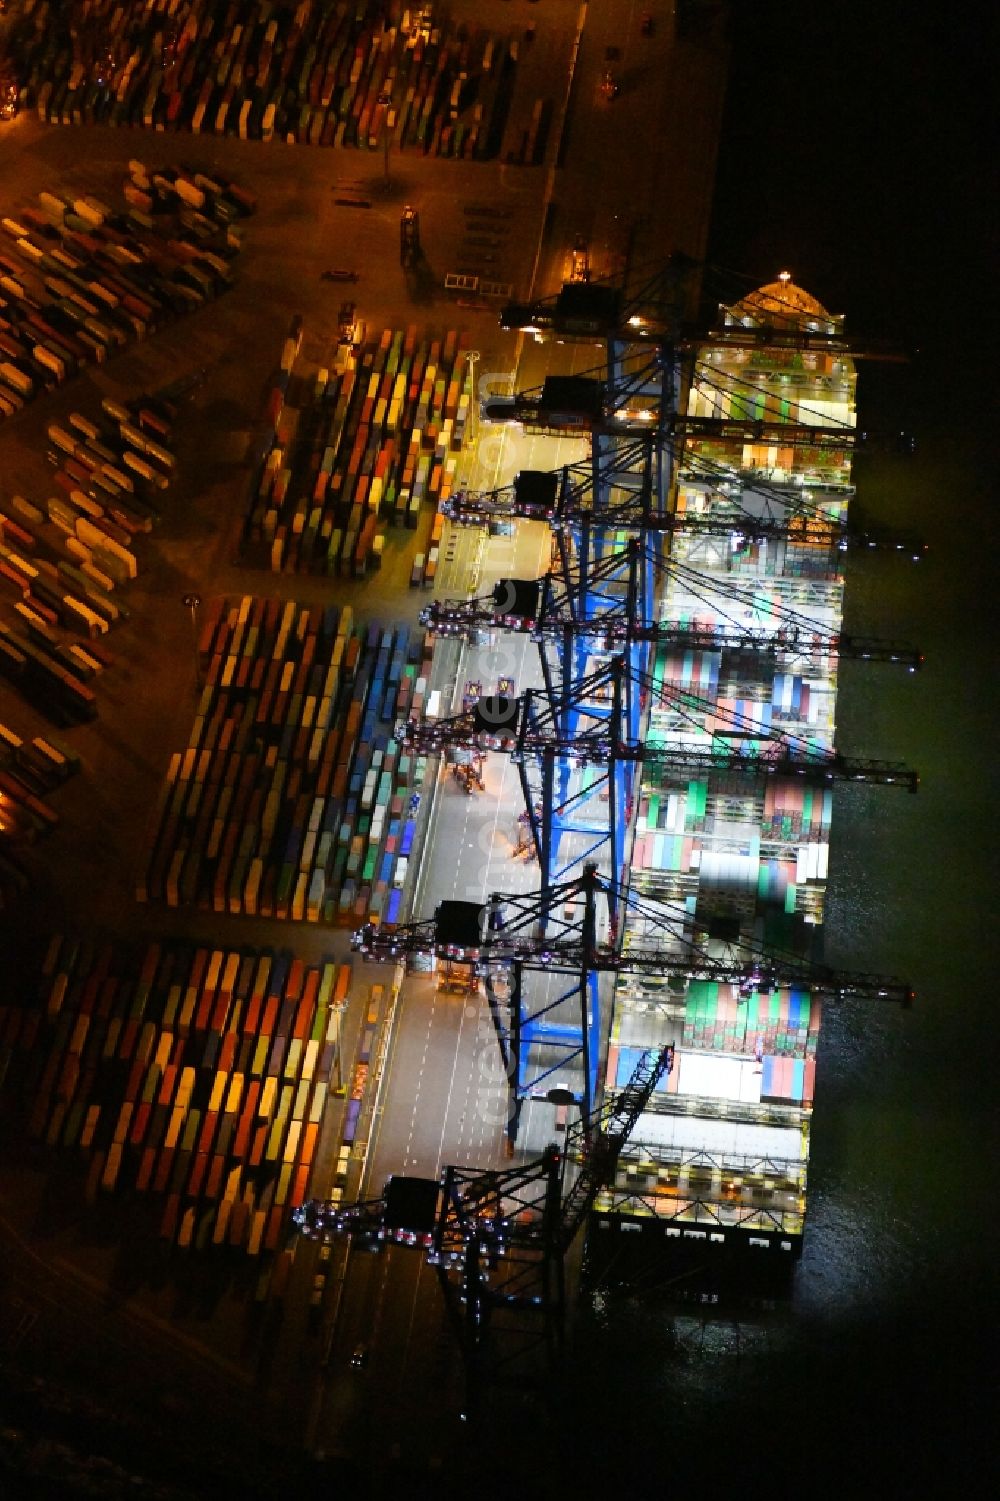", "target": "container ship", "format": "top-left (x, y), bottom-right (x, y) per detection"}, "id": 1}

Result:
top-left (591, 275), bottom-right (859, 1278)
